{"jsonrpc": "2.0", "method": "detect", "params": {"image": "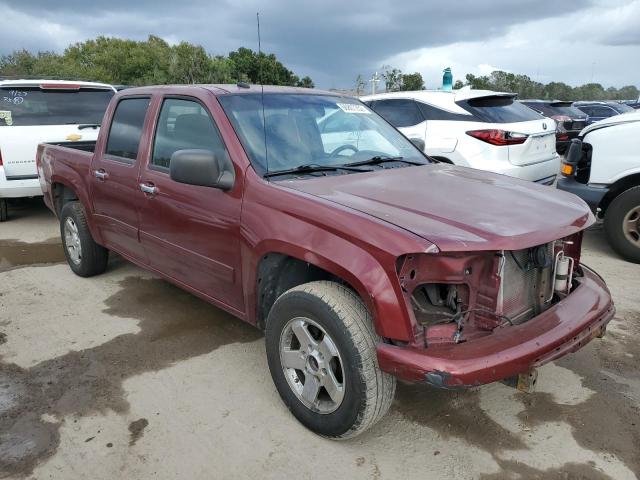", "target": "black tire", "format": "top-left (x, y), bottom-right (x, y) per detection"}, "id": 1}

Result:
top-left (604, 186), bottom-right (640, 263)
top-left (265, 281), bottom-right (396, 439)
top-left (0, 198), bottom-right (7, 222)
top-left (59, 202), bottom-right (109, 277)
